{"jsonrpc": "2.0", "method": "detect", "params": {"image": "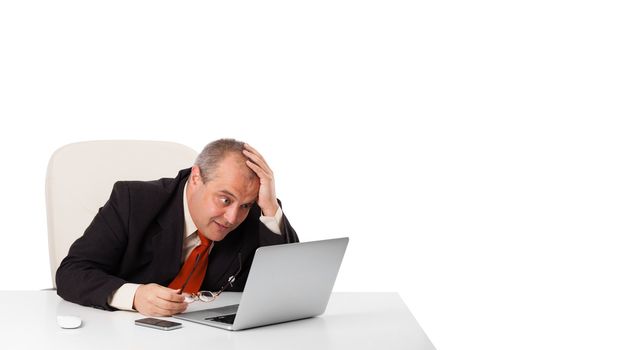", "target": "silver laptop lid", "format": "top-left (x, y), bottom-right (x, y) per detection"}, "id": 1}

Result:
top-left (231, 237), bottom-right (349, 330)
